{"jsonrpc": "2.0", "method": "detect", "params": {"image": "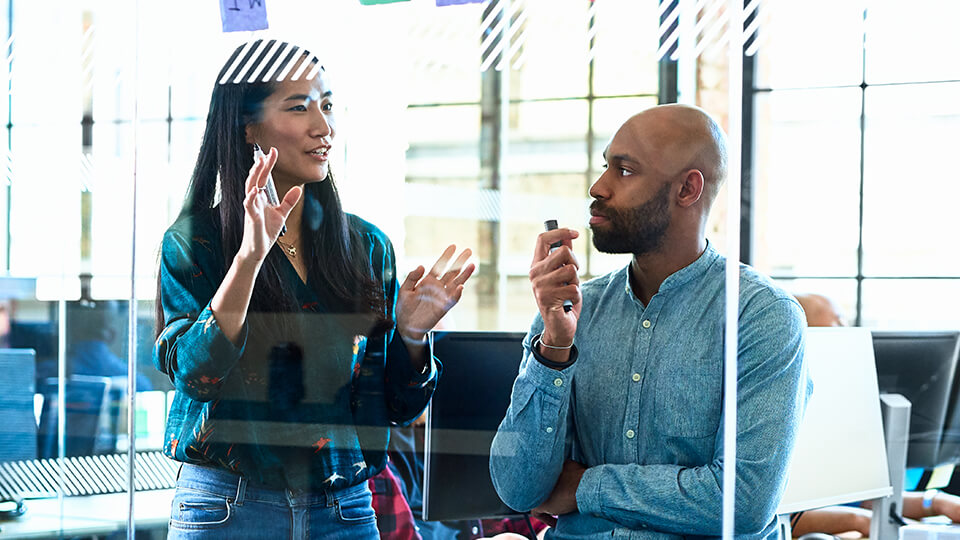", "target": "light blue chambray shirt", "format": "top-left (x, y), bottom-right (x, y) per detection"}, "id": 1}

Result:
top-left (490, 244), bottom-right (812, 540)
